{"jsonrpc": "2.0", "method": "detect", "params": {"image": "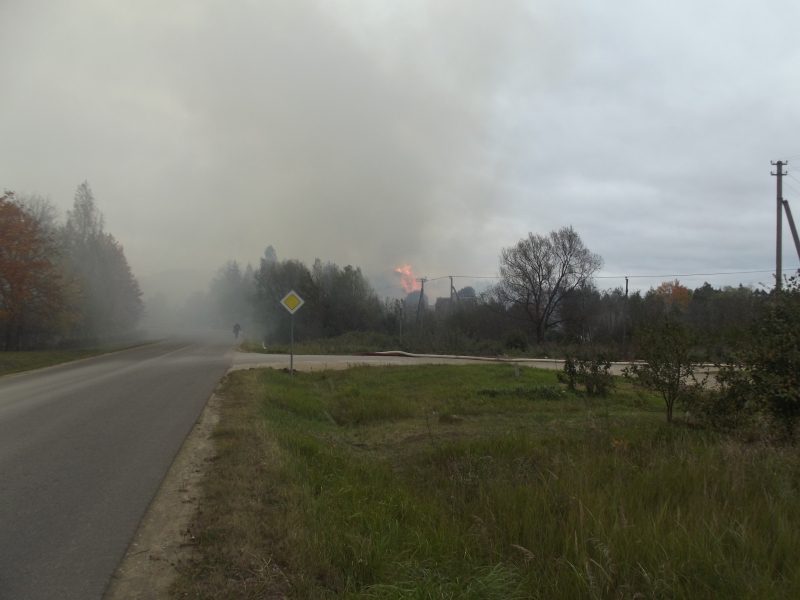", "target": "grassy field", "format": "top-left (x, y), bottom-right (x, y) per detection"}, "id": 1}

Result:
top-left (0, 347), bottom-right (128, 377)
top-left (173, 365), bottom-right (800, 599)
